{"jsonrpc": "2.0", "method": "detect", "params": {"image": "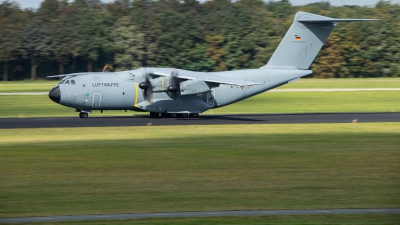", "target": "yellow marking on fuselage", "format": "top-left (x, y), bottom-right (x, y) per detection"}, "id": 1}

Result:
top-left (161, 77), bottom-right (165, 91)
top-left (134, 82), bottom-right (139, 107)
